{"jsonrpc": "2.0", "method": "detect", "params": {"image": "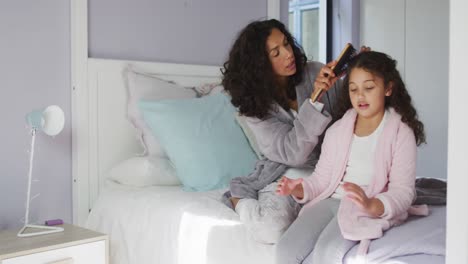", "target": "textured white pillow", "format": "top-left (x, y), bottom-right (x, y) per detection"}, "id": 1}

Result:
top-left (234, 113), bottom-right (264, 159)
top-left (193, 83), bottom-right (224, 96)
top-left (108, 156), bottom-right (181, 187)
top-left (123, 65), bottom-right (197, 156)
